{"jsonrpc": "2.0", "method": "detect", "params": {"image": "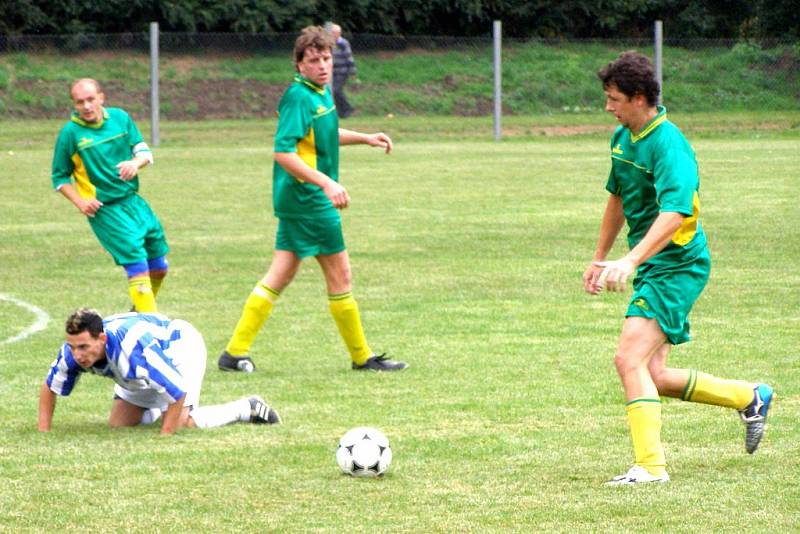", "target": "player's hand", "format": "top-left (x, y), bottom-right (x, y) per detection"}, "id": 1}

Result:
top-left (323, 179), bottom-right (350, 209)
top-left (583, 262), bottom-right (605, 295)
top-left (367, 132), bottom-right (392, 154)
top-left (116, 160), bottom-right (140, 181)
top-left (78, 198), bottom-right (103, 217)
top-left (593, 258), bottom-right (636, 293)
